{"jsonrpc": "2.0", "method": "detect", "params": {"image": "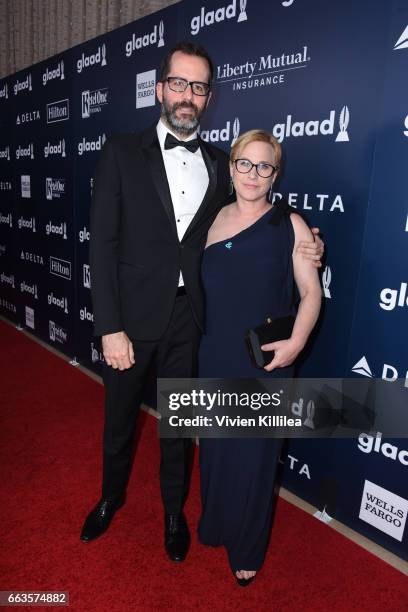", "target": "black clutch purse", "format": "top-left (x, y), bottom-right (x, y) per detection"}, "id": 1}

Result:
top-left (245, 315), bottom-right (295, 368)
